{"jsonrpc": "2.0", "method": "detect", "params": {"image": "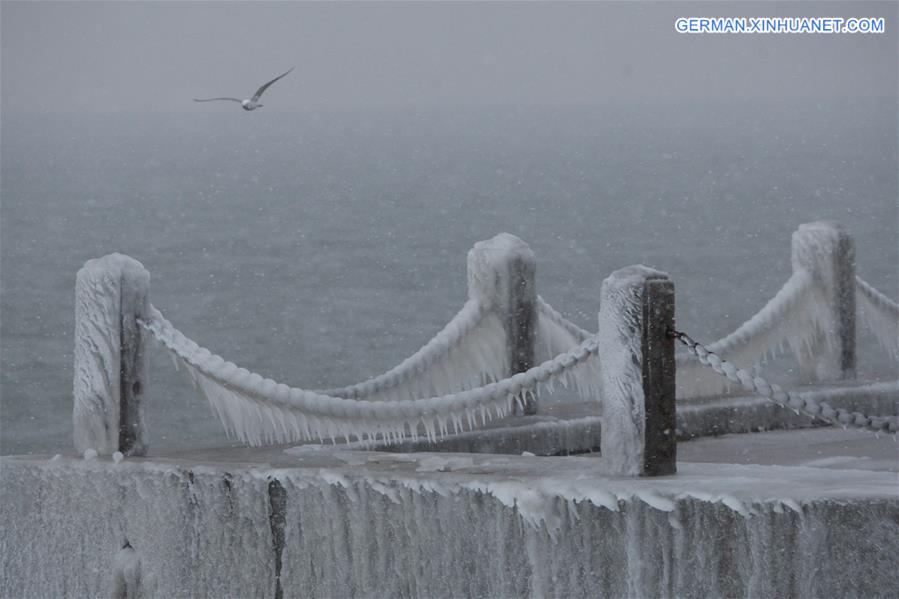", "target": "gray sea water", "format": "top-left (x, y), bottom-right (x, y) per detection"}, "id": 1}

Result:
top-left (2, 101), bottom-right (896, 455)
